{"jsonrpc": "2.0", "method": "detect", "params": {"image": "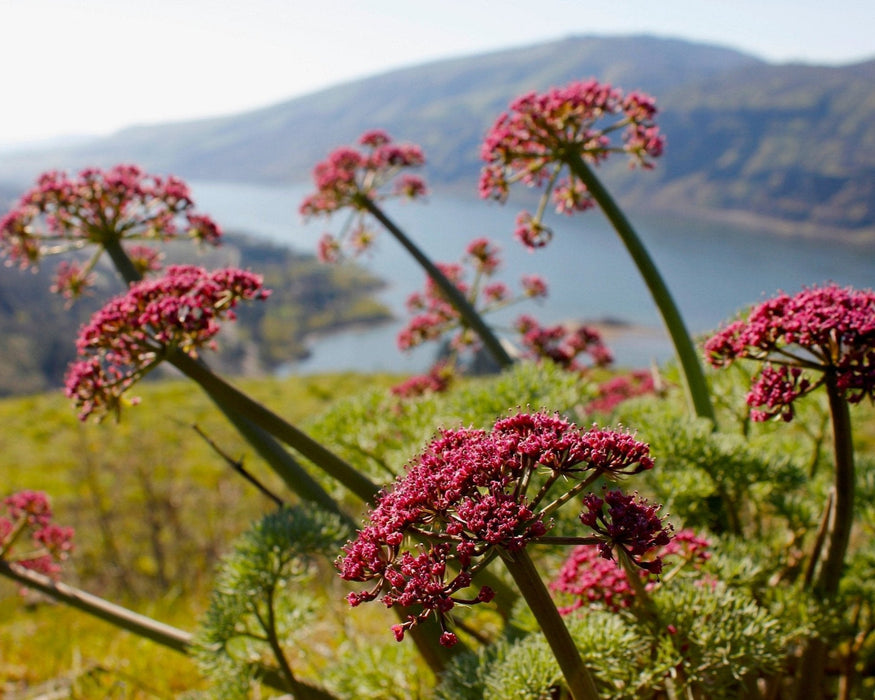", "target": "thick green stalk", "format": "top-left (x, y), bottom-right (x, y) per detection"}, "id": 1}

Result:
top-left (501, 548), bottom-right (600, 700)
top-left (360, 197), bottom-right (515, 370)
top-left (168, 352), bottom-right (380, 504)
top-left (102, 237), bottom-right (143, 285)
top-left (794, 379), bottom-right (855, 700)
top-left (564, 153), bottom-right (716, 424)
top-left (815, 377), bottom-right (855, 597)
